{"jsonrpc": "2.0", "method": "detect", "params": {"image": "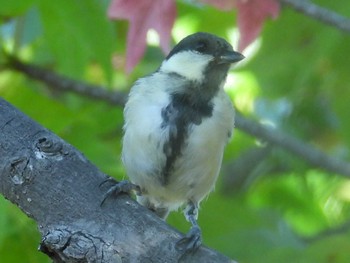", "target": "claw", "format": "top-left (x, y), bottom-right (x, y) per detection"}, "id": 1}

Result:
top-left (175, 201), bottom-right (202, 255)
top-left (100, 179), bottom-right (140, 206)
top-left (99, 177), bottom-right (117, 188)
top-left (175, 225), bottom-right (202, 253)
